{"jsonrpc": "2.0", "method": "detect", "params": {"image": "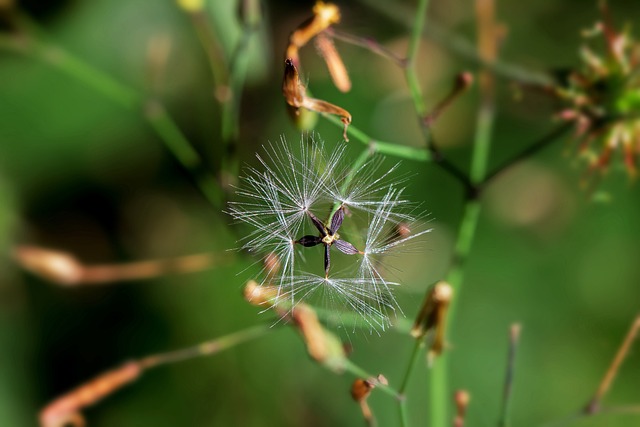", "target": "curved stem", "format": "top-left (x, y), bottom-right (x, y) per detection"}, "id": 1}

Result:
top-left (0, 25), bottom-right (223, 209)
